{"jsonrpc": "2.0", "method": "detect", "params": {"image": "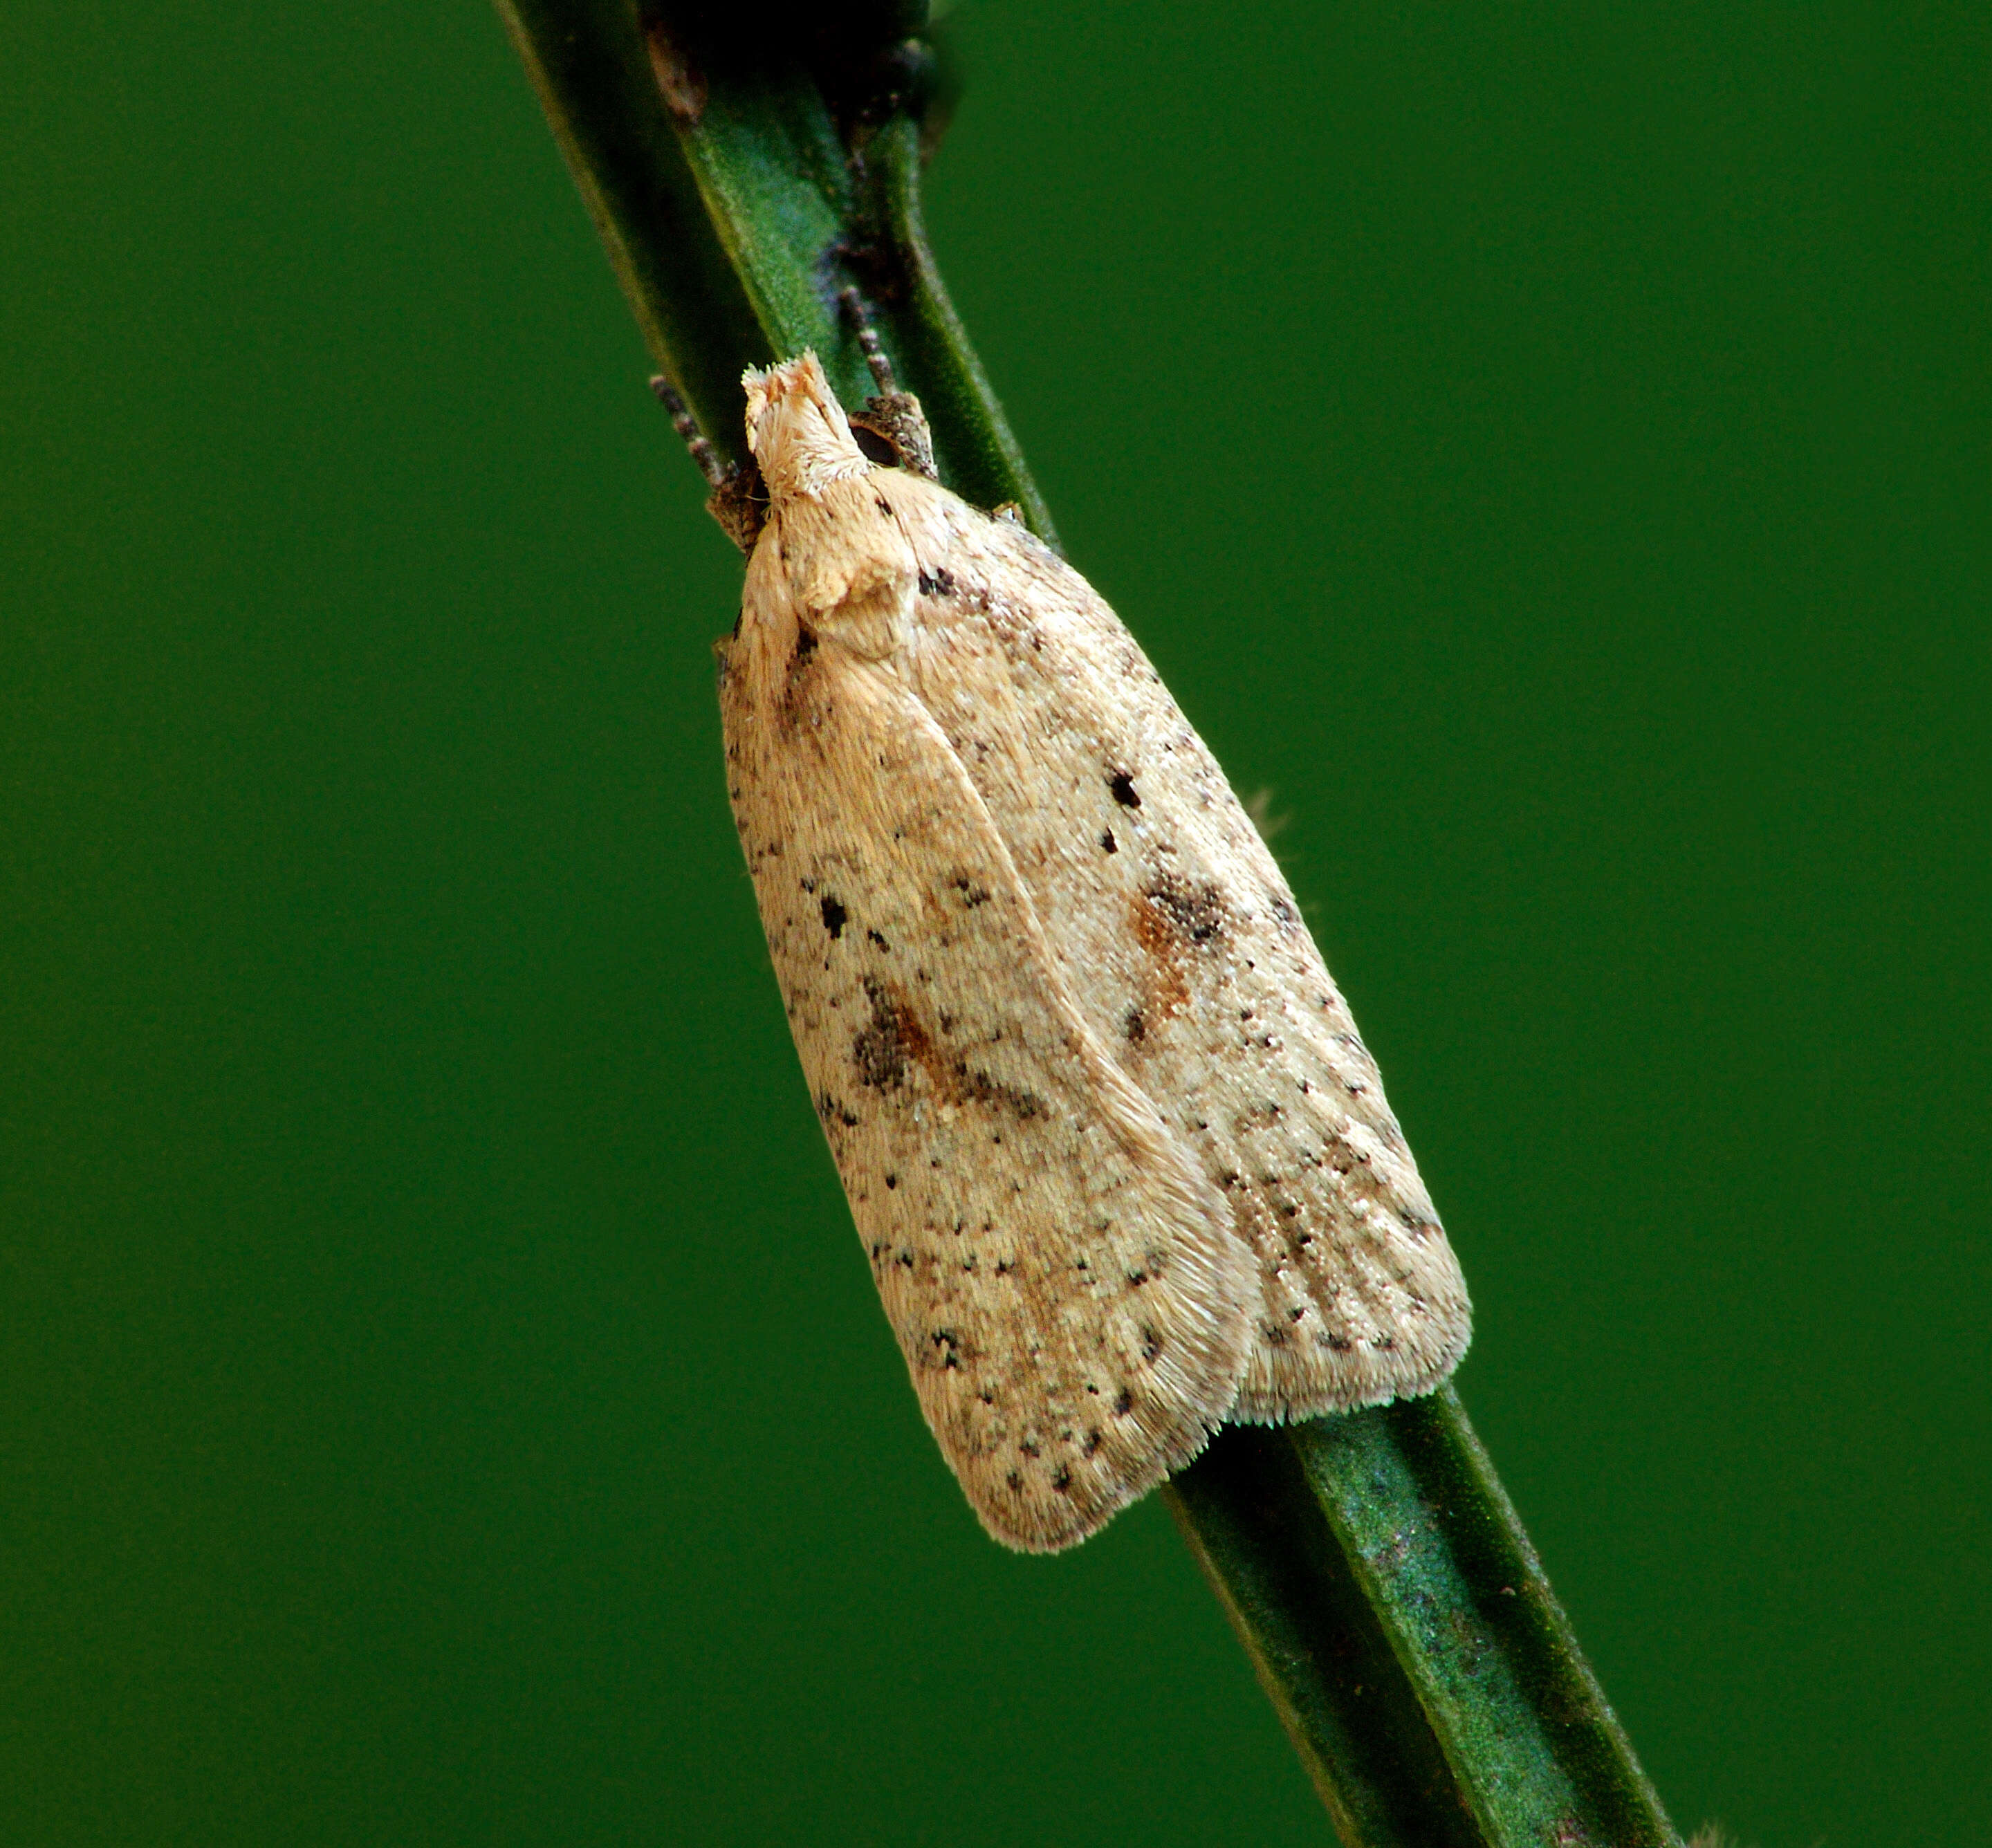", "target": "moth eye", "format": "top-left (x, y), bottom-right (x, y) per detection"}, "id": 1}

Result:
top-left (849, 425), bottom-right (901, 468)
